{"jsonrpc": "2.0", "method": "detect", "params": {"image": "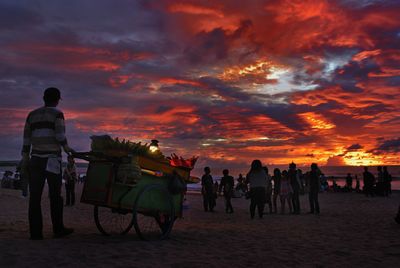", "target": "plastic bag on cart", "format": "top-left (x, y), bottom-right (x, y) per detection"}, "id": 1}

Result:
top-left (116, 156), bottom-right (141, 185)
